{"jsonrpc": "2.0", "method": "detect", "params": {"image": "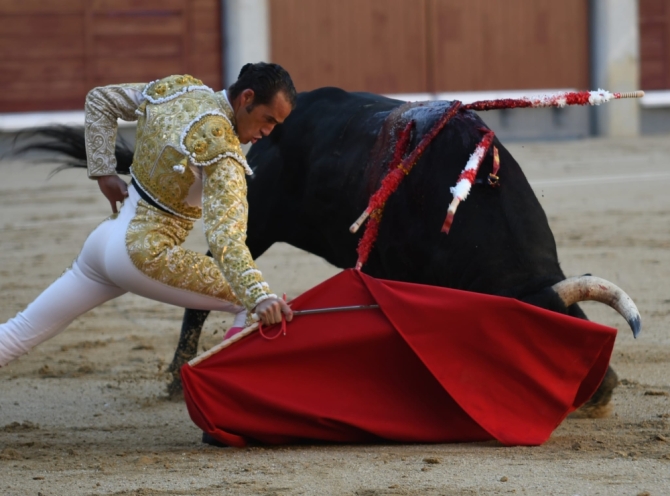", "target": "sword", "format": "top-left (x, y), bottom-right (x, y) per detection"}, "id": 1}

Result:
top-left (252, 304), bottom-right (379, 321)
top-left (191, 304), bottom-right (382, 367)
